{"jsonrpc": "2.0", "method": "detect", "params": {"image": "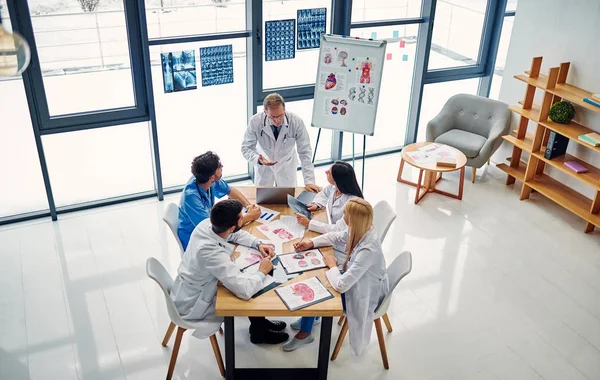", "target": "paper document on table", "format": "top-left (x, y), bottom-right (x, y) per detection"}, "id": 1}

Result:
top-left (232, 246), bottom-right (263, 271)
top-left (406, 151), bottom-right (434, 165)
top-left (279, 215), bottom-right (306, 238)
top-left (256, 220), bottom-right (303, 243)
top-left (418, 143), bottom-right (441, 153)
top-left (279, 249), bottom-right (326, 275)
top-left (258, 240), bottom-right (283, 255)
top-left (255, 206), bottom-right (280, 224)
top-left (275, 276), bottom-right (334, 311)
